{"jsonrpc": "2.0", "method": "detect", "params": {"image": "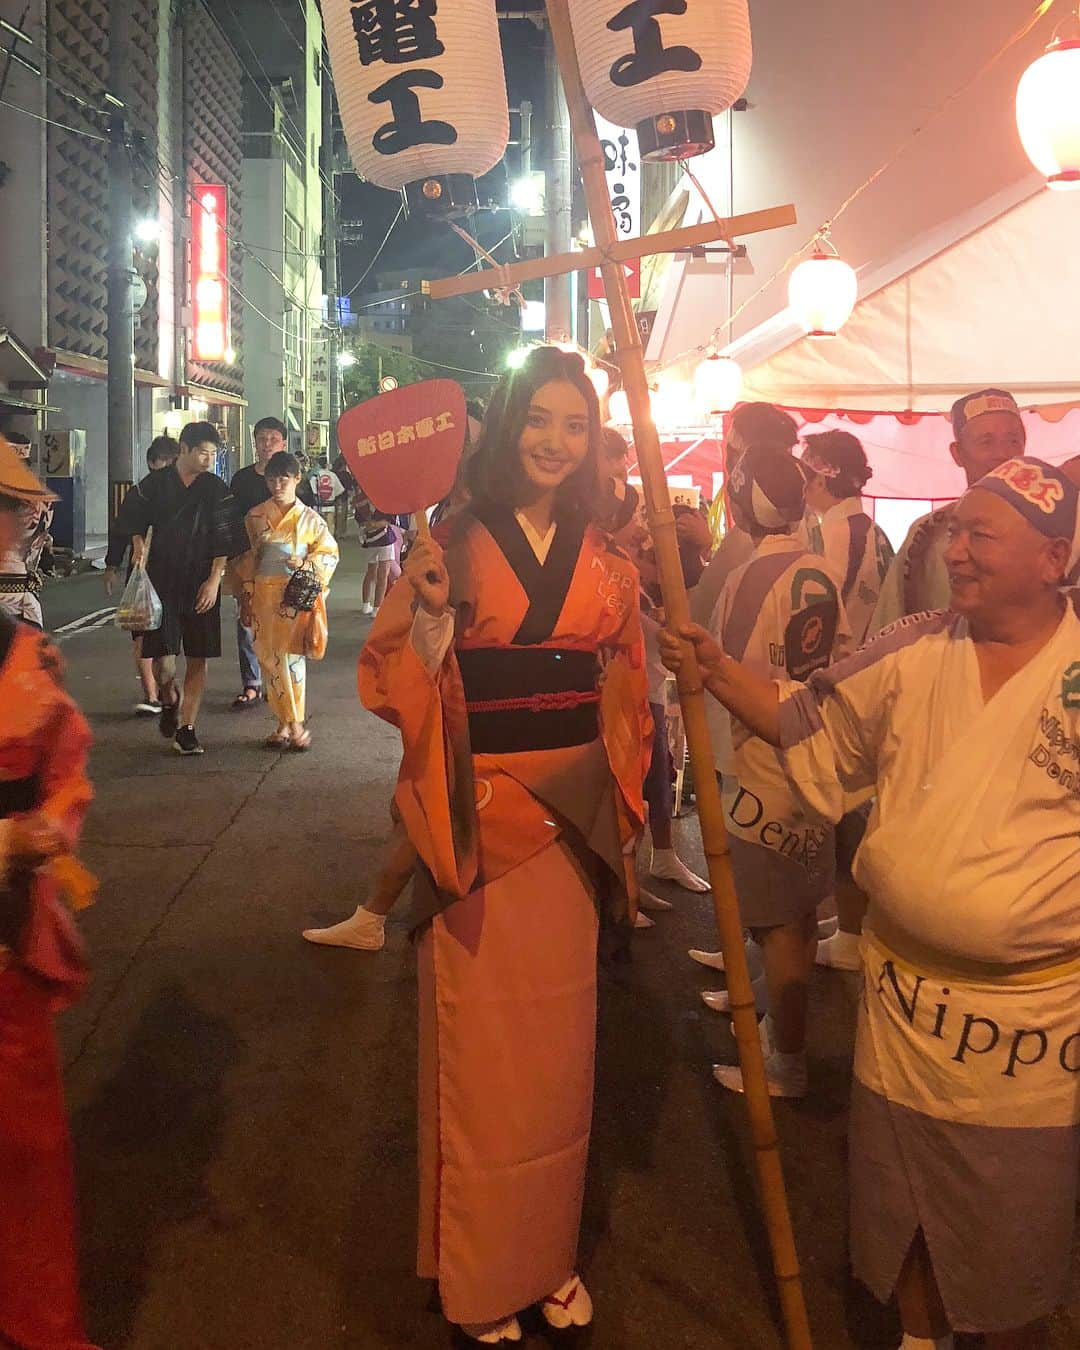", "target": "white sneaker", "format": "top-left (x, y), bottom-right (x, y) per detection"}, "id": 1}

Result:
top-left (650, 848), bottom-right (710, 892)
top-left (541, 1275), bottom-right (593, 1329)
top-left (633, 911), bottom-right (655, 929)
top-left (459, 1316), bottom-right (523, 1343)
top-left (302, 907), bottom-right (386, 951)
top-left (361, 602), bottom-right (375, 616)
top-left (638, 888), bottom-right (673, 912)
top-left (713, 1049), bottom-right (807, 1099)
top-left (815, 930), bottom-right (863, 972)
